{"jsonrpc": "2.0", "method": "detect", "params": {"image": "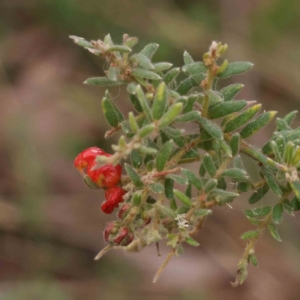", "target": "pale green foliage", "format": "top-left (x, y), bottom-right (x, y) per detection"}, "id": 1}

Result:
top-left (70, 34), bottom-right (300, 286)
